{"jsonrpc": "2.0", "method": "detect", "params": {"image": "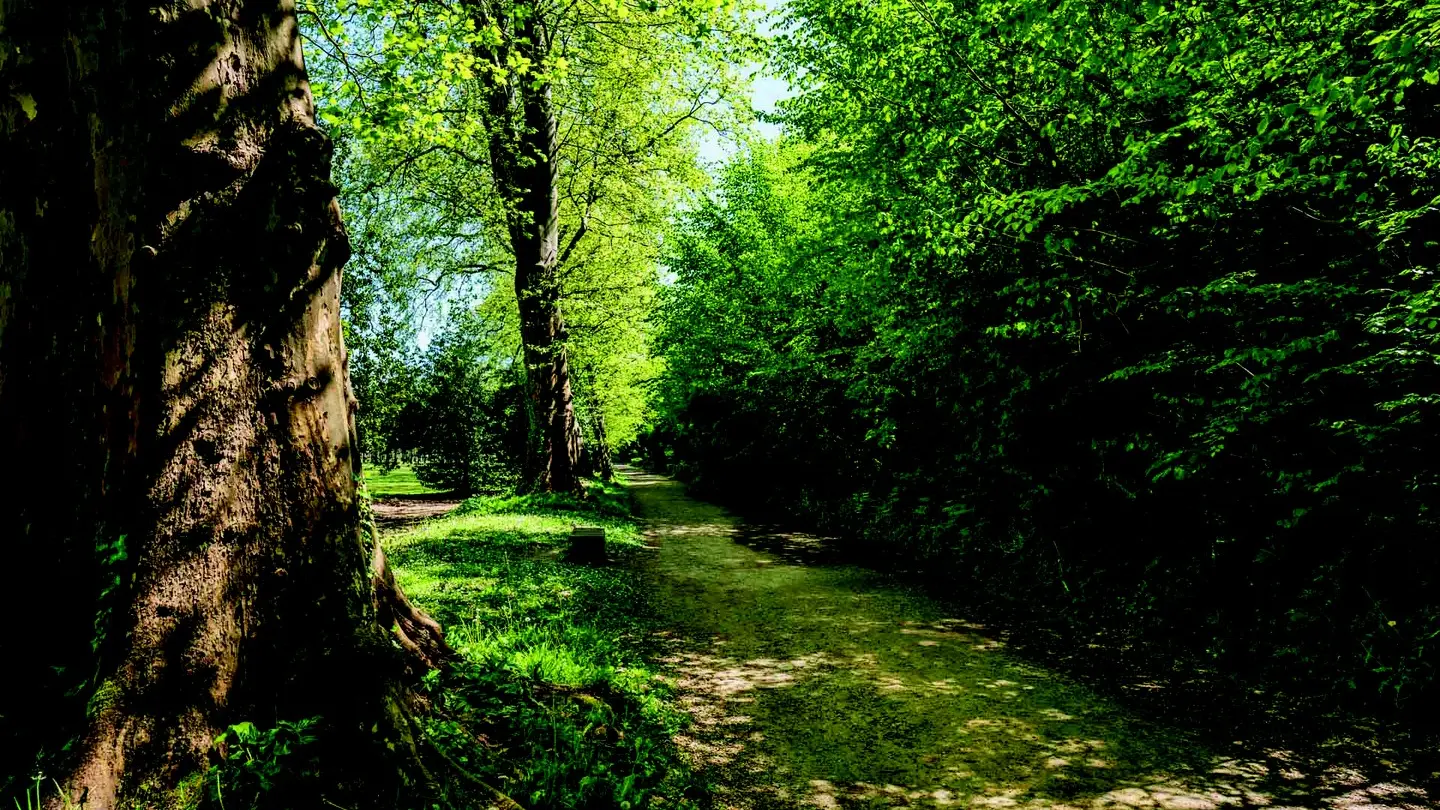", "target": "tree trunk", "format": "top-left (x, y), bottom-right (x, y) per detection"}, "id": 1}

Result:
top-left (512, 18), bottom-right (584, 496)
top-left (591, 408), bottom-right (616, 482)
top-left (574, 367), bottom-right (615, 483)
top-left (474, 1), bottom-right (585, 496)
top-left (0, 2), bottom-right (448, 807)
